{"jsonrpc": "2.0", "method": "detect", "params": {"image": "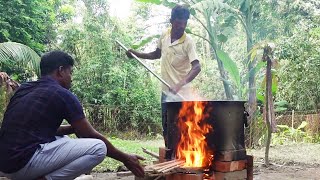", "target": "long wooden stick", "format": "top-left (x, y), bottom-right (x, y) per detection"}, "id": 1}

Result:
top-left (116, 171), bottom-right (133, 177)
top-left (116, 40), bottom-right (186, 100)
top-left (142, 147), bottom-right (159, 159)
